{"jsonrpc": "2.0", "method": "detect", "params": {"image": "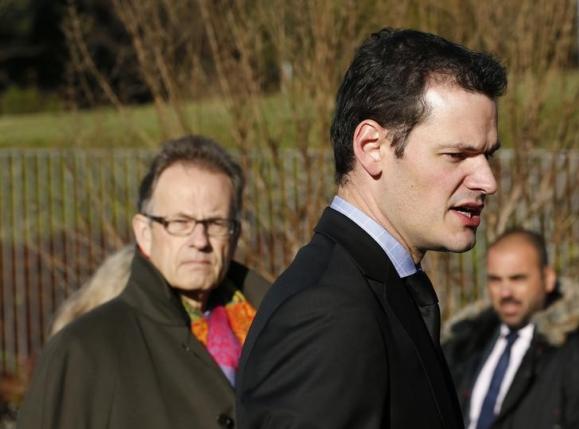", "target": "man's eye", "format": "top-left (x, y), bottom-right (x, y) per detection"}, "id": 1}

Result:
top-left (171, 219), bottom-right (192, 228)
top-left (444, 153), bottom-right (466, 161)
top-left (210, 219), bottom-right (228, 227)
